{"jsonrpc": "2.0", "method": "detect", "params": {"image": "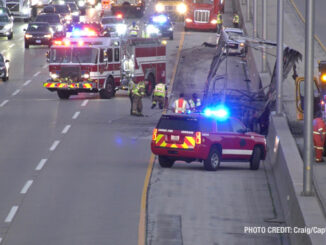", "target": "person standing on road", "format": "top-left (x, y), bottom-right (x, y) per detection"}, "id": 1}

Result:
top-left (233, 12), bottom-right (240, 28)
top-left (217, 13), bottom-right (223, 34)
top-left (128, 79), bottom-right (135, 115)
top-left (129, 21), bottom-right (140, 37)
top-left (188, 93), bottom-right (201, 112)
top-left (173, 93), bottom-right (189, 113)
top-left (151, 82), bottom-right (166, 109)
top-left (313, 111), bottom-right (326, 162)
top-left (131, 81), bottom-right (146, 116)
